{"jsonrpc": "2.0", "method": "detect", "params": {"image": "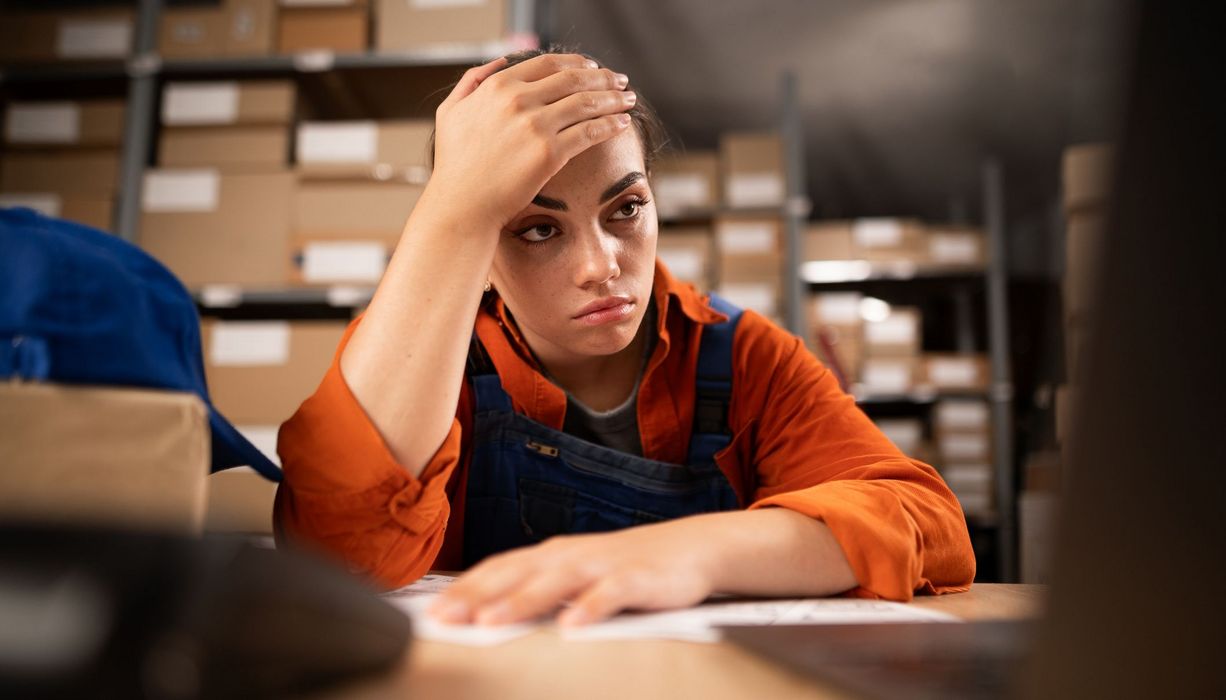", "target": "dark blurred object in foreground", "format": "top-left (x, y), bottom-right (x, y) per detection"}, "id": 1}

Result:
top-left (0, 524), bottom-right (411, 699)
